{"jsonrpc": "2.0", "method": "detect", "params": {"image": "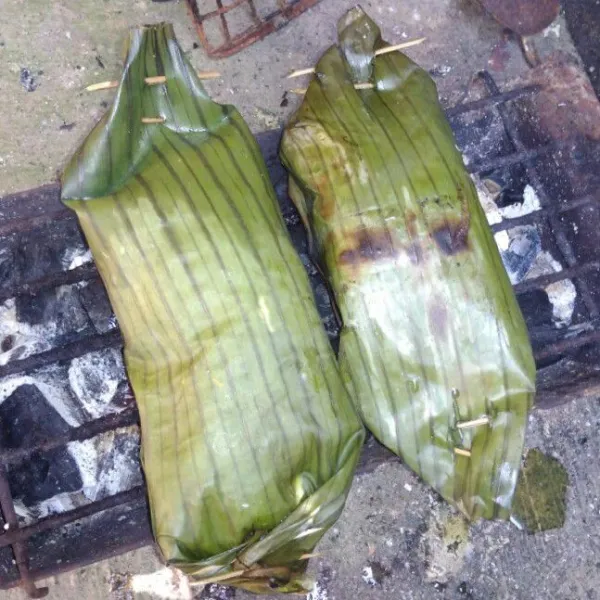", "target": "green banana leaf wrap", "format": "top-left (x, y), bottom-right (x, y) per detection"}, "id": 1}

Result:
top-left (280, 8), bottom-right (536, 521)
top-left (61, 24), bottom-right (364, 593)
